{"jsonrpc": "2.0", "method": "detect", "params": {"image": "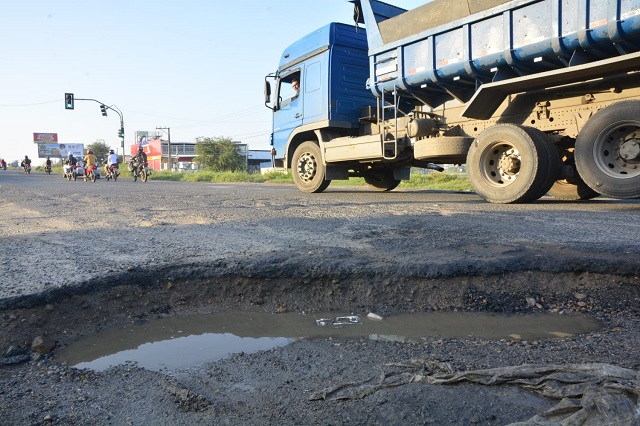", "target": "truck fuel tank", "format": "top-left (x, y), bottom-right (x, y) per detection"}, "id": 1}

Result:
top-left (407, 117), bottom-right (438, 138)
